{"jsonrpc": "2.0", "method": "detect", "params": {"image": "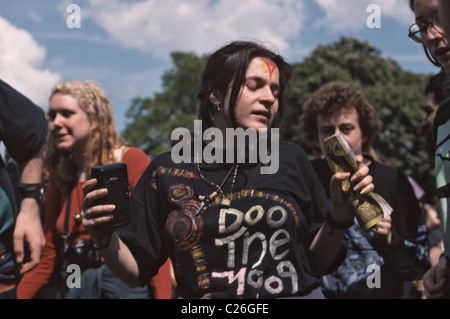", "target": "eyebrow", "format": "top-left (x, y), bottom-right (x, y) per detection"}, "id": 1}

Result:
top-left (246, 75), bottom-right (280, 88)
top-left (319, 124), bottom-right (334, 130)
